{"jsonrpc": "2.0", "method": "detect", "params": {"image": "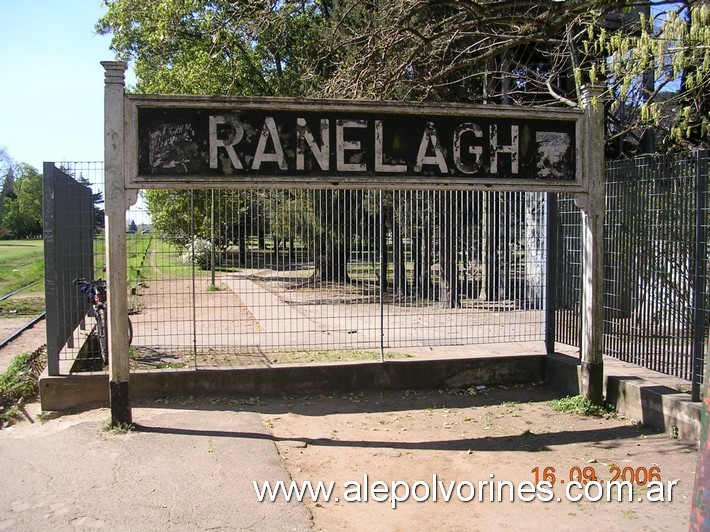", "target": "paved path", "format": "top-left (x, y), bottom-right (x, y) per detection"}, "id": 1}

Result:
top-left (0, 406), bottom-right (312, 531)
top-left (223, 272), bottom-right (352, 349)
